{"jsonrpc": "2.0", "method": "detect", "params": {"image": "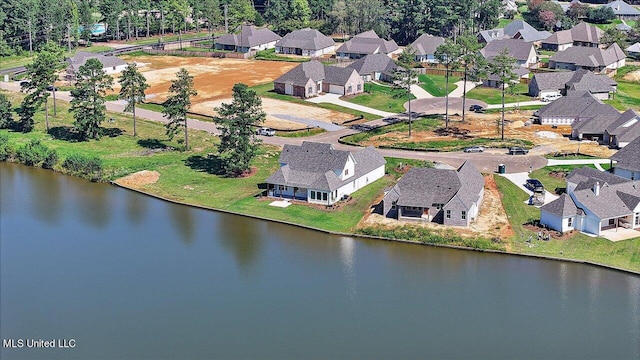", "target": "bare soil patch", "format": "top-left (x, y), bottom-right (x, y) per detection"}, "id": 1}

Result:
top-left (623, 69), bottom-right (640, 82)
top-left (115, 170), bottom-right (160, 188)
